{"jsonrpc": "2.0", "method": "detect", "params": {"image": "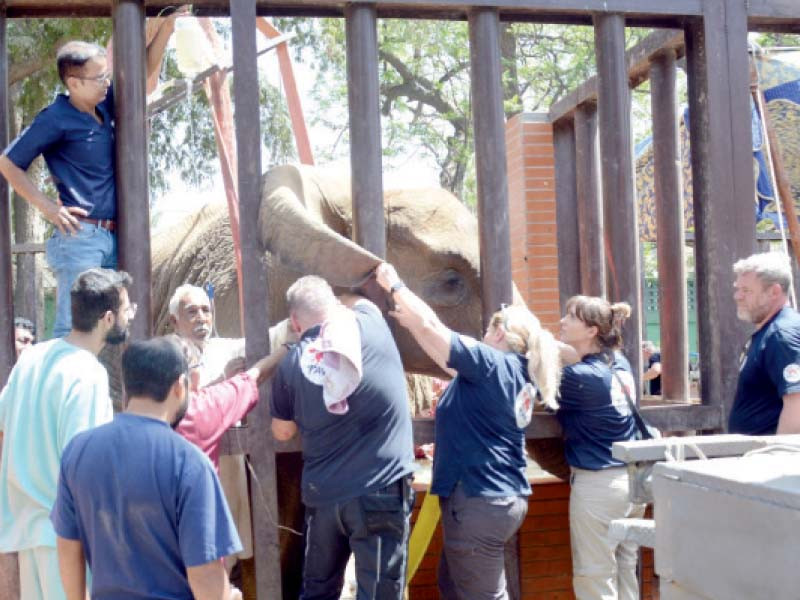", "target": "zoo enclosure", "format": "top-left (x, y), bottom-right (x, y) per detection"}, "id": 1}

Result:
top-left (0, 1), bottom-right (798, 598)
